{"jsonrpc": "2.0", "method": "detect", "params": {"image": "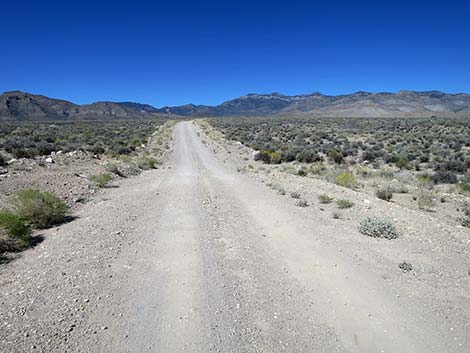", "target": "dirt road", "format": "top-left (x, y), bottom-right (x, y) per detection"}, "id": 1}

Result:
top-left (1, 121), bottom-right (468, 353)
